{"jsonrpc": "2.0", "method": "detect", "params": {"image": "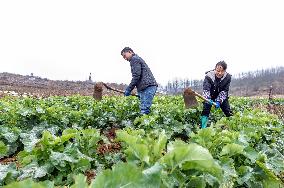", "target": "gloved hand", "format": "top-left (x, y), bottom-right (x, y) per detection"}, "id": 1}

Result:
top-left (124, 88), bottom-right (131, 96)
top-left (215, 101), bottom-right (220, 109)
top-left (206, 99), bottom-right (214, 105)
